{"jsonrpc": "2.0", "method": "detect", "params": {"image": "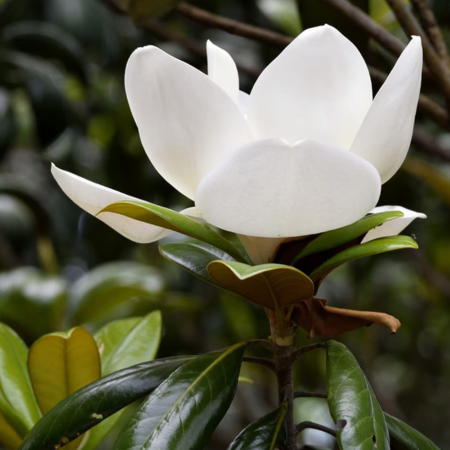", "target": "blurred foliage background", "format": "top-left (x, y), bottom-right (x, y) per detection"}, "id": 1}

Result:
top-left (0, 0), bottom-right (449, 448)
